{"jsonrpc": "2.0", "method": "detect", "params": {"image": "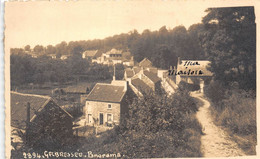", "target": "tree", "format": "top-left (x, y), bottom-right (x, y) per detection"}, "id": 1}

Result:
top-left (33, 45), bottom-right (44, 54)
top-left (46, 45), bottom-right (56, 54)
top-left (201, 7), bottom-right (256, 90)
top-left (55, 41), bottom-right (68, 55)
top-left (24, 45), bottom-right (31, 52)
